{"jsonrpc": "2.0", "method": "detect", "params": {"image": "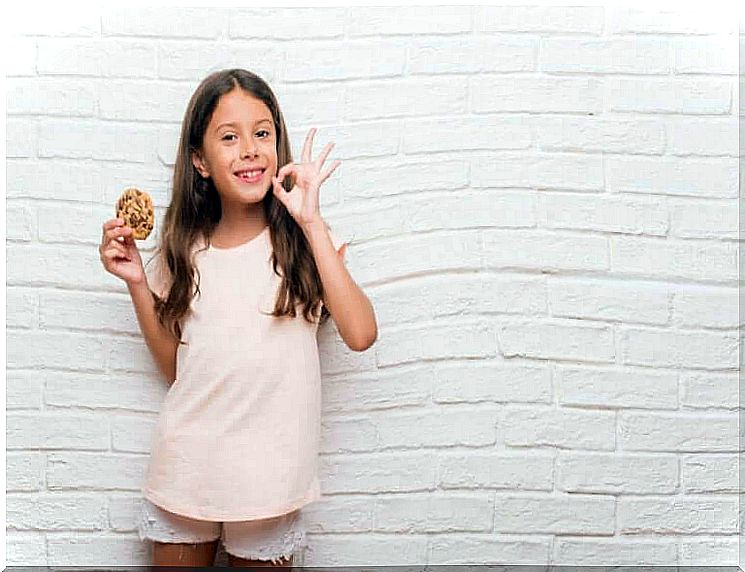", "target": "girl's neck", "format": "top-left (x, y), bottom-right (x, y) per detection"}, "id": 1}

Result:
top-left (211, 218), bottom-right (269, 249)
